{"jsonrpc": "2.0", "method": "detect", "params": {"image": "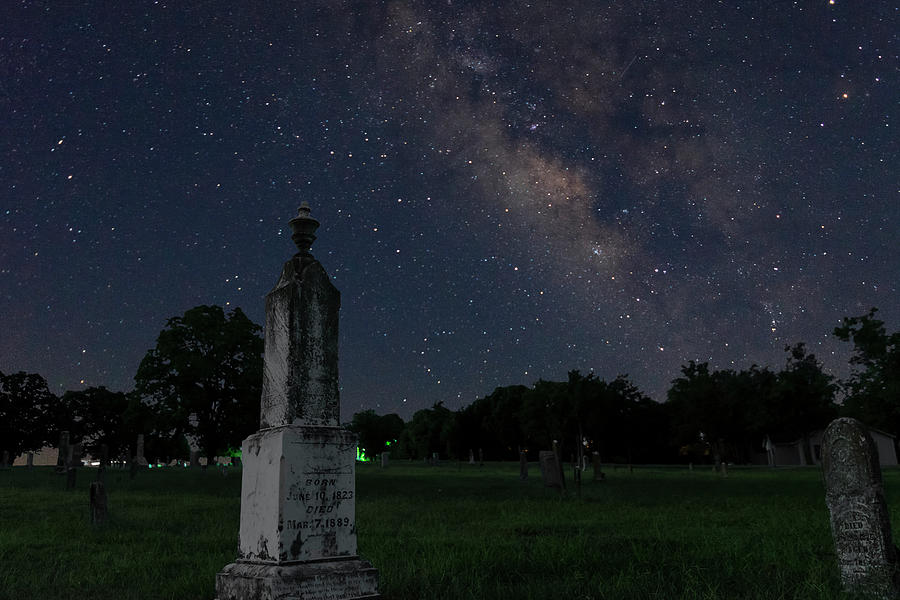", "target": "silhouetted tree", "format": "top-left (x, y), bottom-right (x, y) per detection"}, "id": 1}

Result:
top-left (404, 402), bottom-right (456, 459)
top-left (0, 370), bottom-right (58, 459)
top-left (666, 362), bottom-right (771, 463)
top-left (348, 410), bottom-right (404, 459)
top-left (134, 305), bottom-right (263, 464)
top-left (835, 308), bottom-right (900, 435)
top-left (60, 386), bottom-right (132, 459)
top-left (772, 343), bottom-right (838, 462)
